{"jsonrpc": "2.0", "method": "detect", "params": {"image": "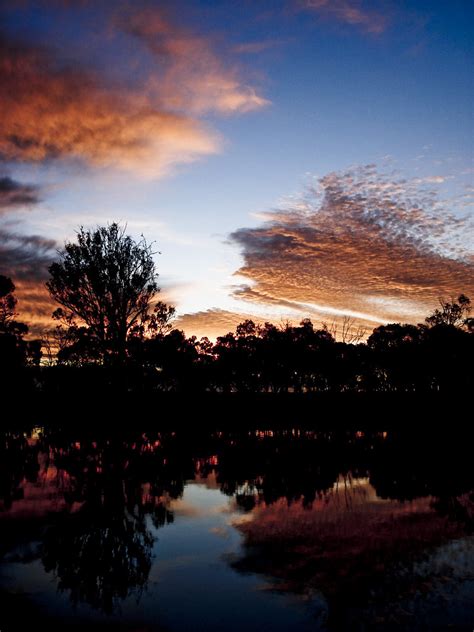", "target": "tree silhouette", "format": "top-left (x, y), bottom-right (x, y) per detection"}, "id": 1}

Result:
top-left (0, 275), bottom-right (40, 369)
top-left (425, 294), bottom-right (472, 329)
top-left (0, 275), bottom-right (17, 326)
top-left (47, 223), bottom-right (168, 365)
